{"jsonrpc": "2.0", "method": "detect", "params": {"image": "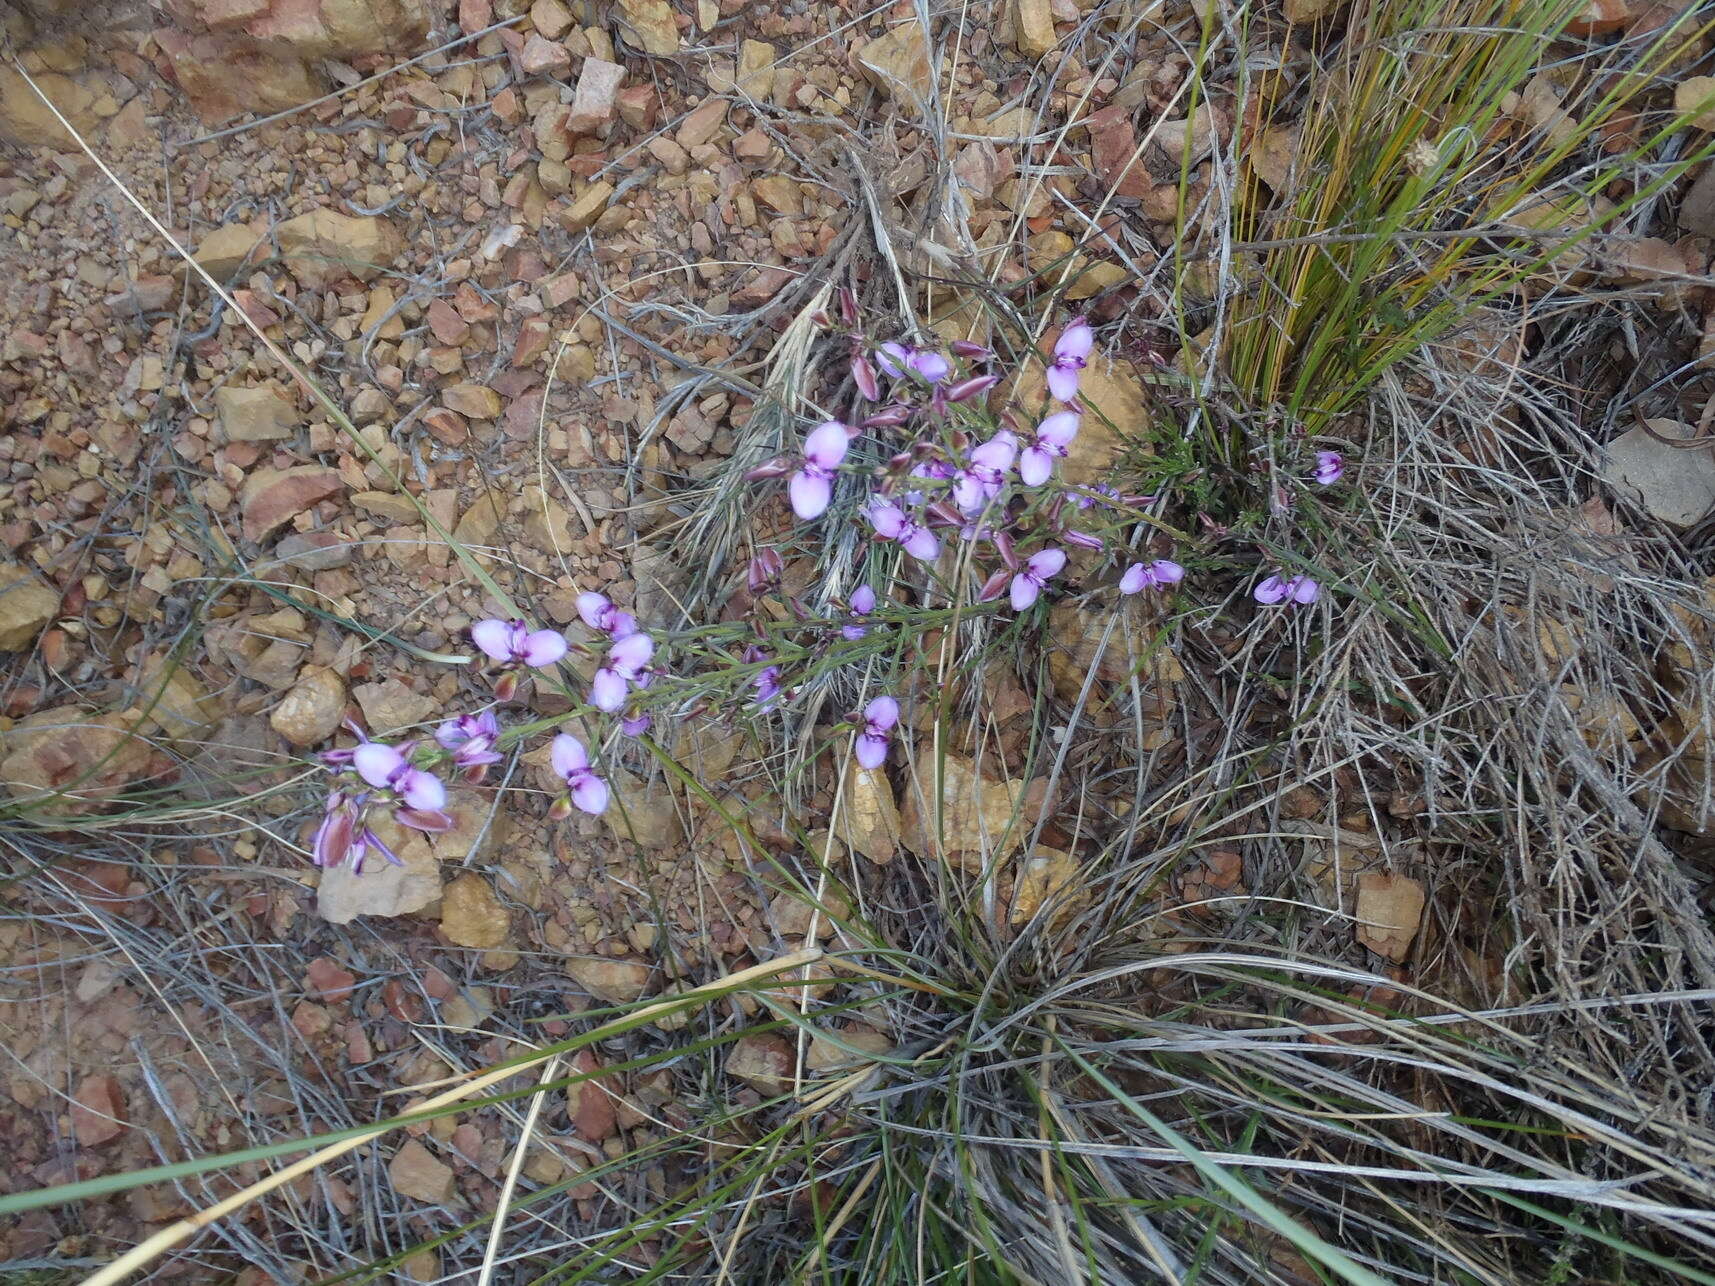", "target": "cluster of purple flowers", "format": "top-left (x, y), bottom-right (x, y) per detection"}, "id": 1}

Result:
top-left (308, 309), bottom-right (1350, 876)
